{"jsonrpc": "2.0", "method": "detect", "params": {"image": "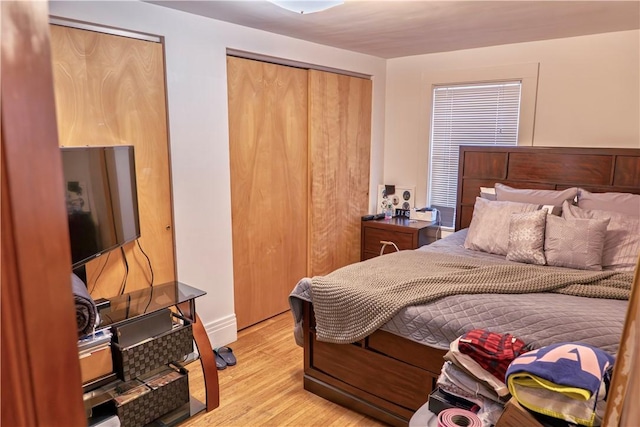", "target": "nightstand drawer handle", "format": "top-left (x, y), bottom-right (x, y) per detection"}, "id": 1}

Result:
top-left (379, 240), bottom-right (400, 256)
